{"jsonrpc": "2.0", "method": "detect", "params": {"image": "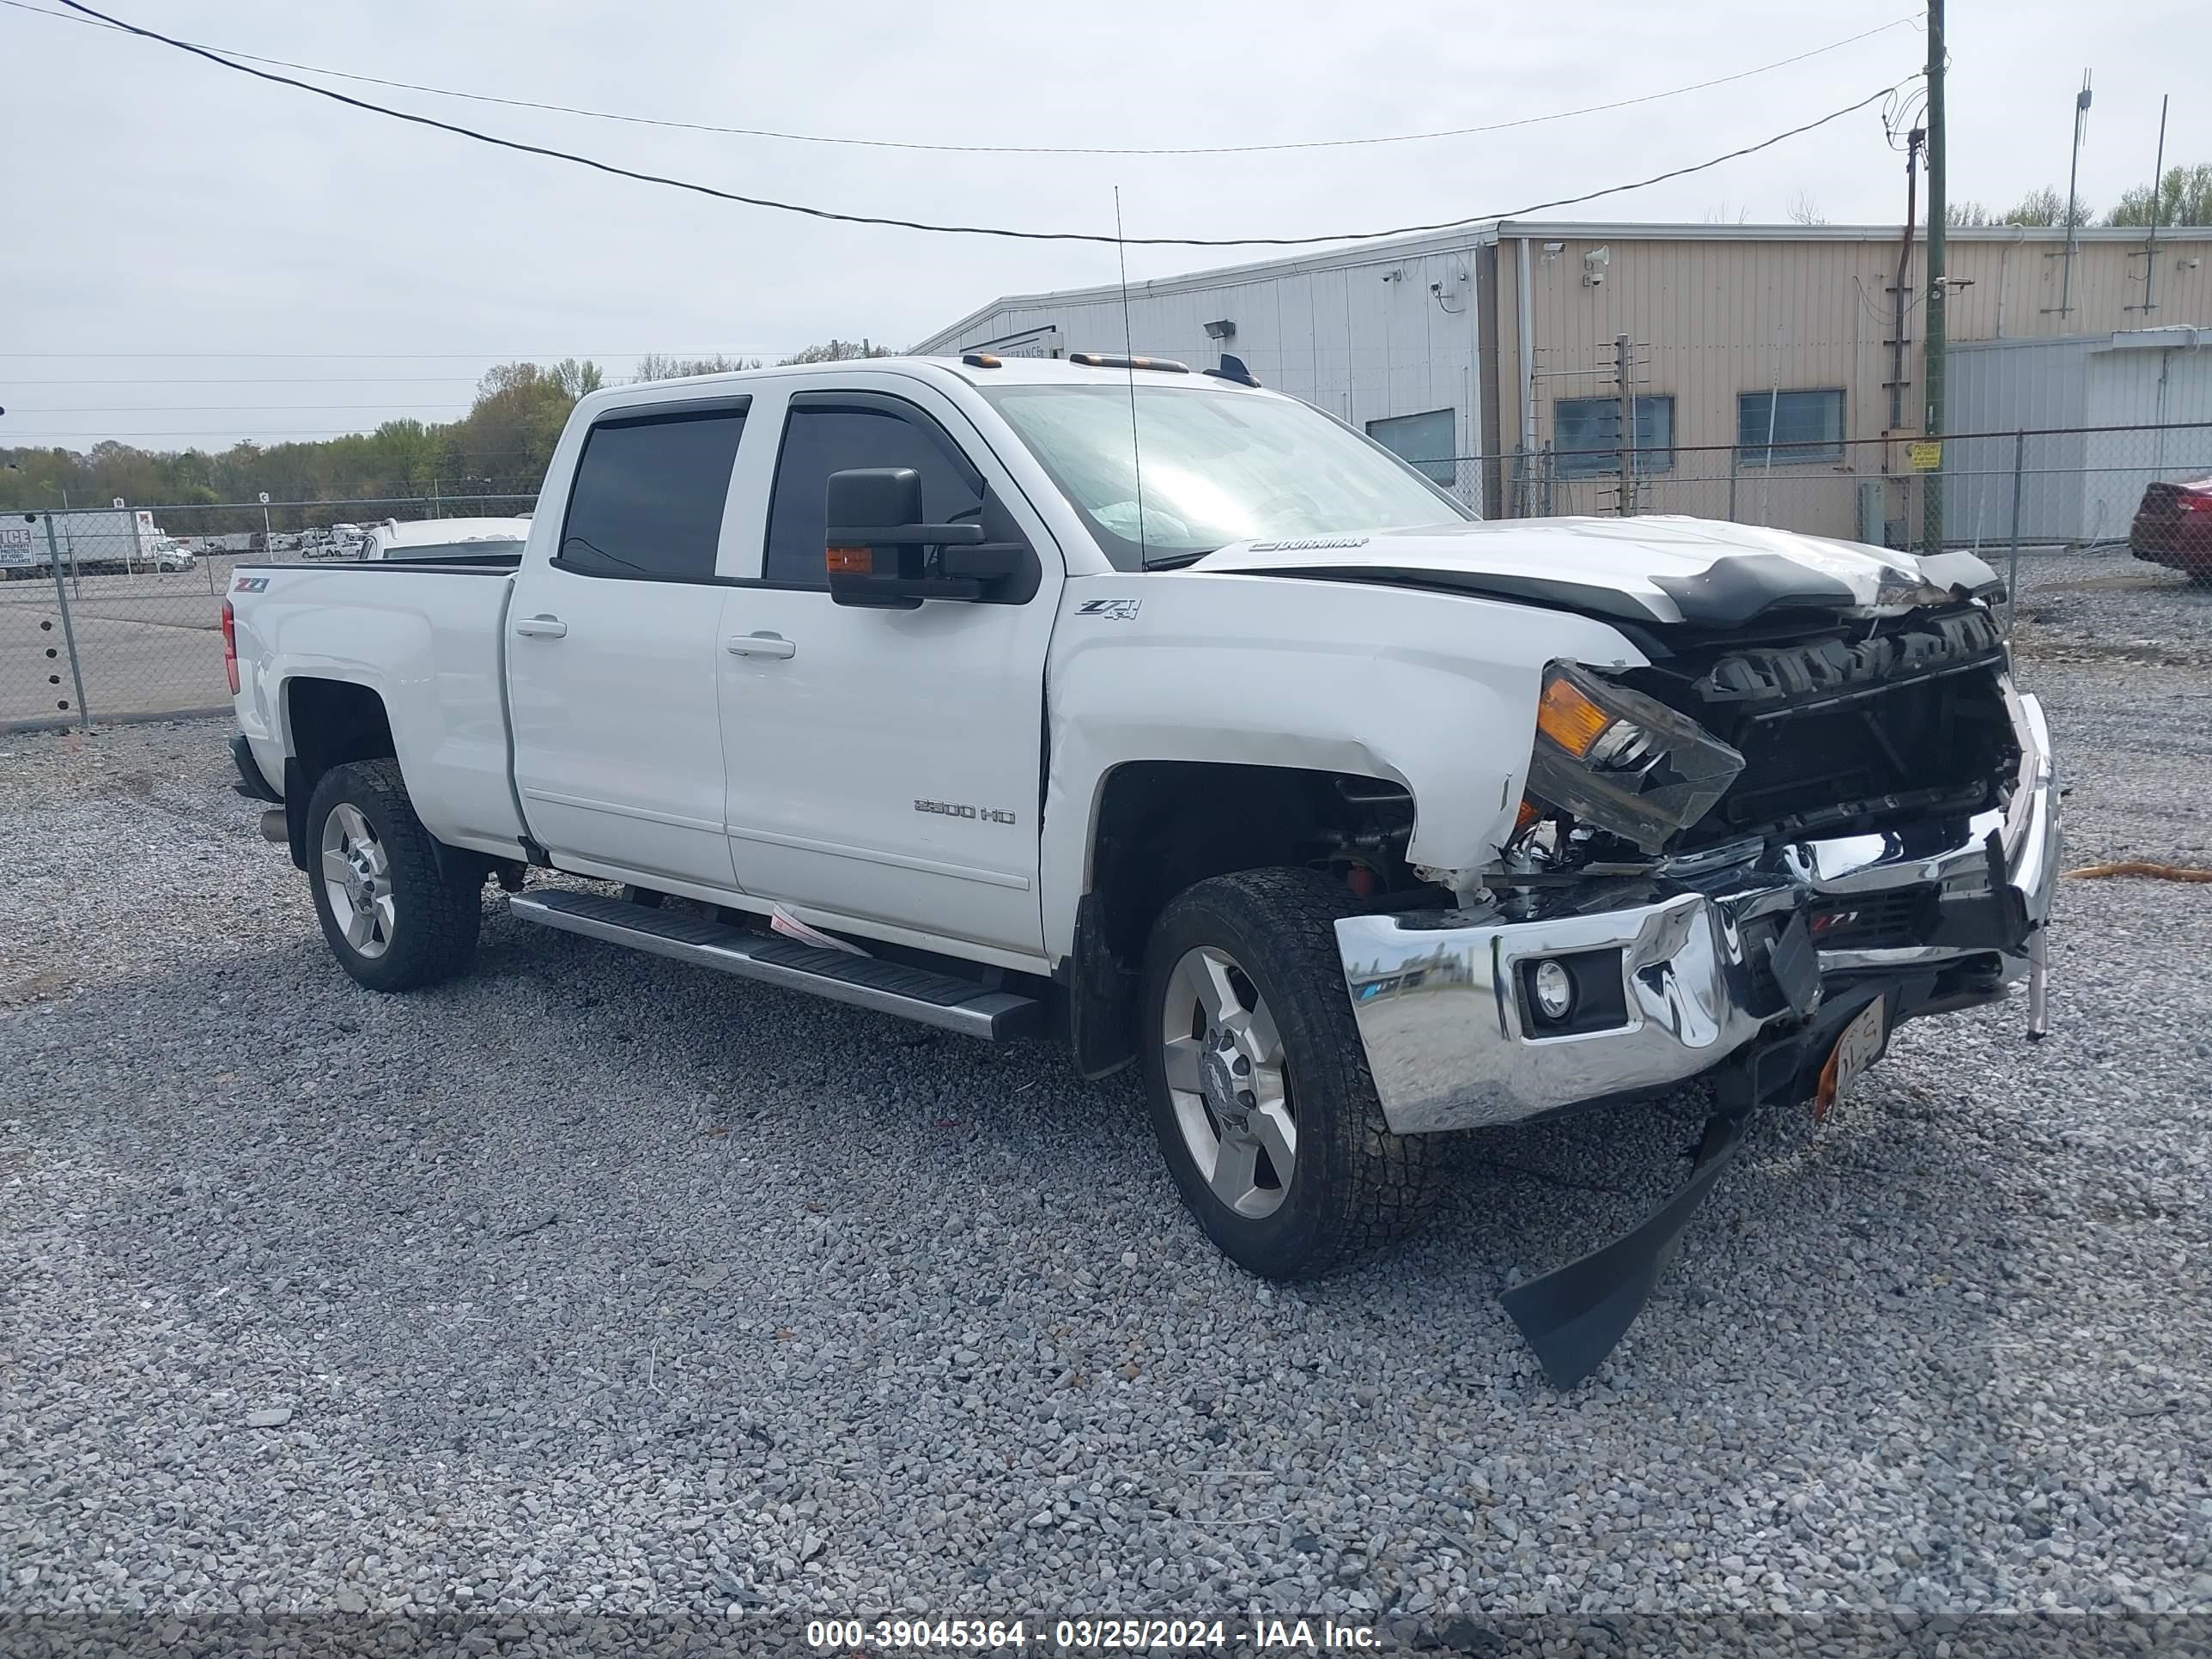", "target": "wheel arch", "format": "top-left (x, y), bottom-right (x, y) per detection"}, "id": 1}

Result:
top-left (276, 675), bottom-right (399, 870)
top-left (1059, 758), bottom-right (1418, 1079)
